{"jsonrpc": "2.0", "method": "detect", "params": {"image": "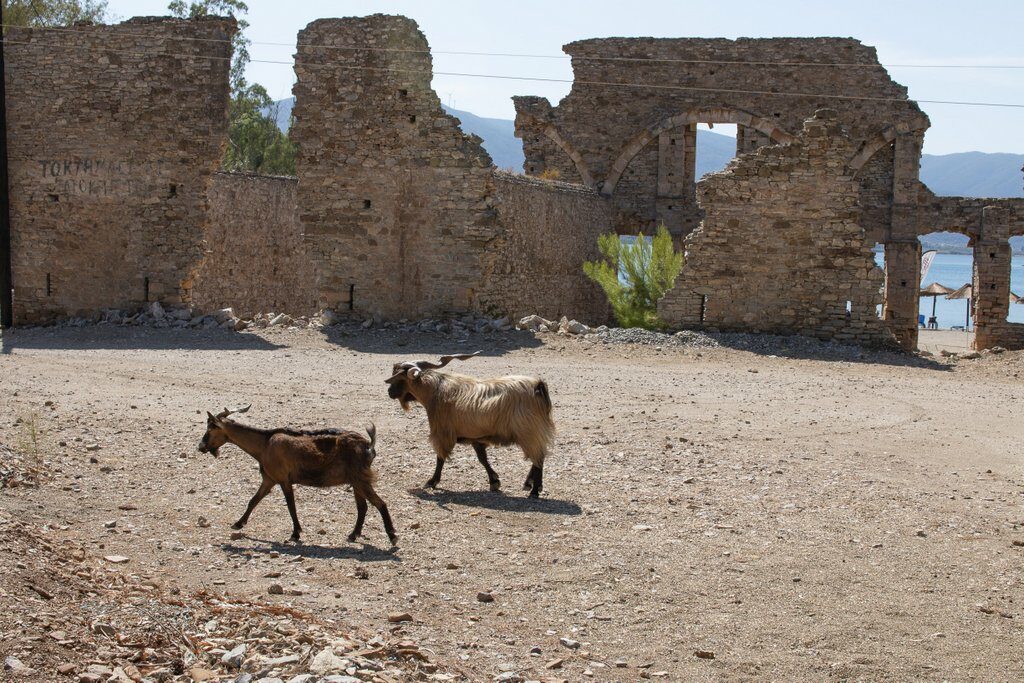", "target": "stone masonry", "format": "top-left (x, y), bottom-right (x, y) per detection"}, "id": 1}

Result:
top-left (291, 15), bottom-right (609, 324)
top-left (515, 33), bottom-right (1024, 350)
top-left (192, 172), bottom-right (316, 318)
top-left (514, 37), bottom-right (927, 241)
top-left (913, 191), bottom-right (1024, 350)
top-left (478, 172), bottom-right (610, 323)
top-left (5, 13), bottom-right (1023, 351)
top-left (5, 17), bottom-right (235, 324)
top-left (658, 110), bottom-right (892, 346)
top-left (291, 16), bottom-right (499, 320)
